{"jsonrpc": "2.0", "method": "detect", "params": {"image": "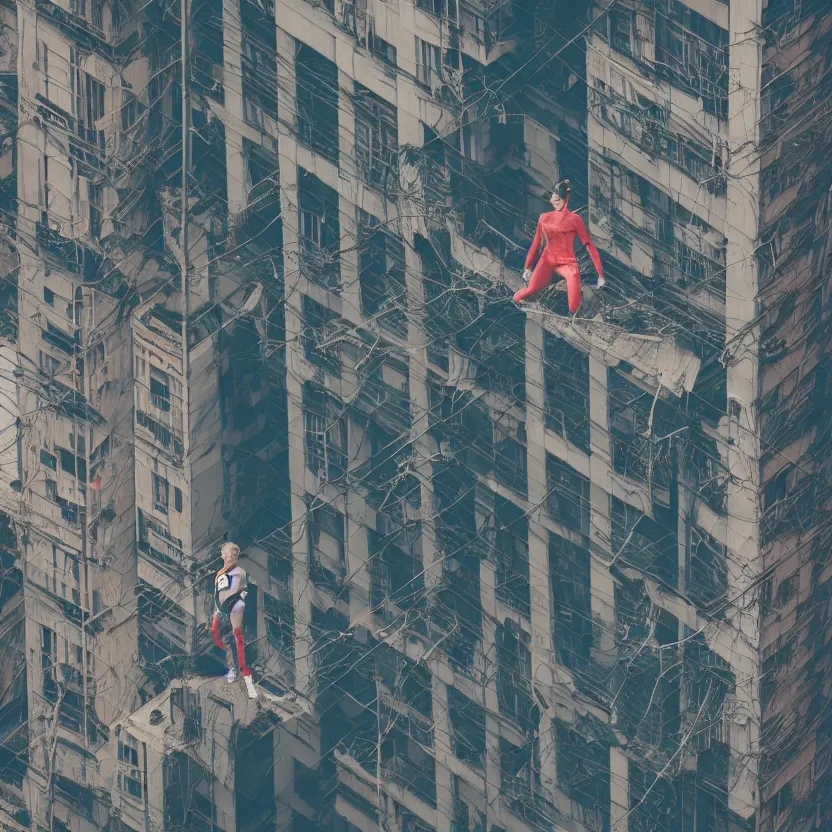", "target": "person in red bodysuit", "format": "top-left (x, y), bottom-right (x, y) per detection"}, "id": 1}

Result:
top-left (513, 179), bottom-right (605, 314)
